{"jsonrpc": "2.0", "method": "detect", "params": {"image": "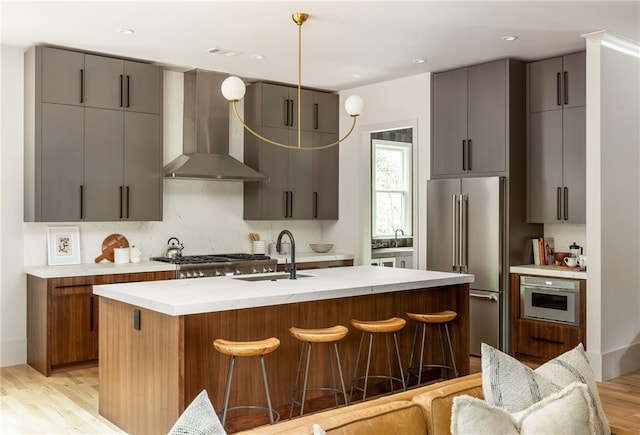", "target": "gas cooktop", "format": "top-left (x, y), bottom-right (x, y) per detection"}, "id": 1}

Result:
top-left (151, 253), bottom-right (271, 265)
